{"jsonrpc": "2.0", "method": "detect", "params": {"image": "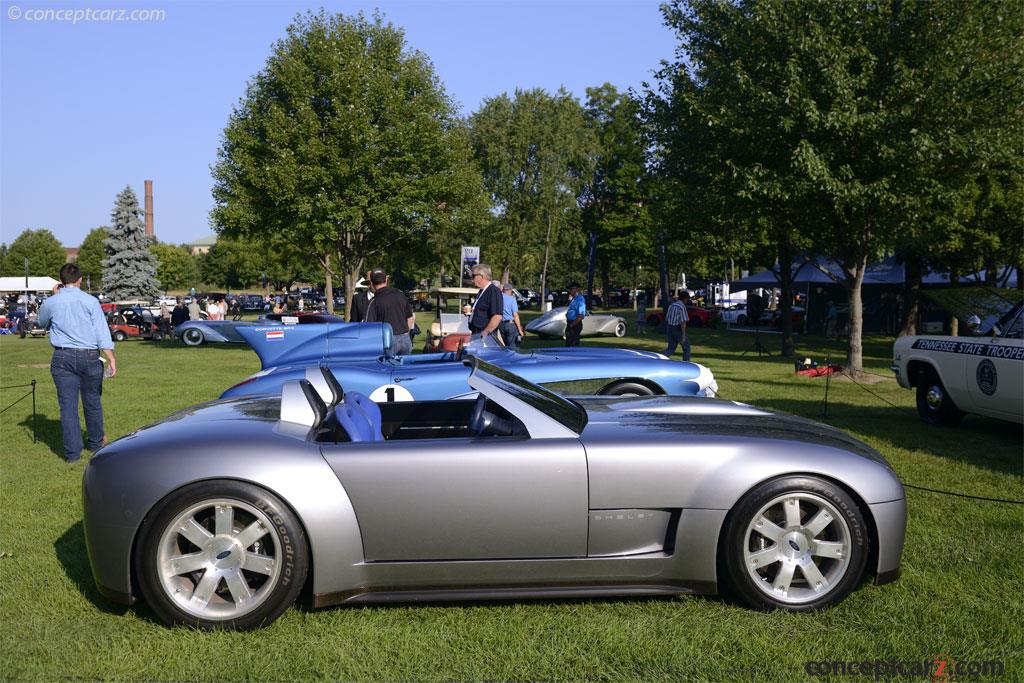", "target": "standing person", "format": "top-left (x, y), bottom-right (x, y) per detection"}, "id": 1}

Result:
top-left (297, 295), bottom-right (305, 312)
top-left (500, 284), bottom-right (525, 349)
top-left (171, 297), bottom-right (189, 328)
top-left (349, 270), bottom-right (374, 322)
top-left (187, 297), bottom-right (201, 321)
top-left (468, 264), bottom-right (503, 339)
top-left (158, 300), bottom-right (172, 336)
top-left (825, 300), bottom-right (838, 339)
top-left (663, 290), bottom-right (691, 361)
top-left (564, 282), bottom-right (586, 347)
top-left (365, 267), bottom-right (416, 356)
top-left (37, 263), bottom-right (117, 463)
top-left (636, 298), bottom-right (647, 335)
top-left (206, 298), bottom-right (222, 321)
